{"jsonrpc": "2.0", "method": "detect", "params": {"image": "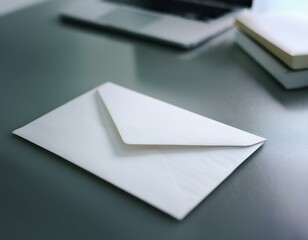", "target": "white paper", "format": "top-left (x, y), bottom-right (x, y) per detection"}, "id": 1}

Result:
top-left (252, 0), bottom-right (308, 15)
top-left (237, 12), bottom-right (308, 56)
top-left (0, 0), bottom-right (46, 17)
top-left (13, 82), bottom-right (266, 220)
